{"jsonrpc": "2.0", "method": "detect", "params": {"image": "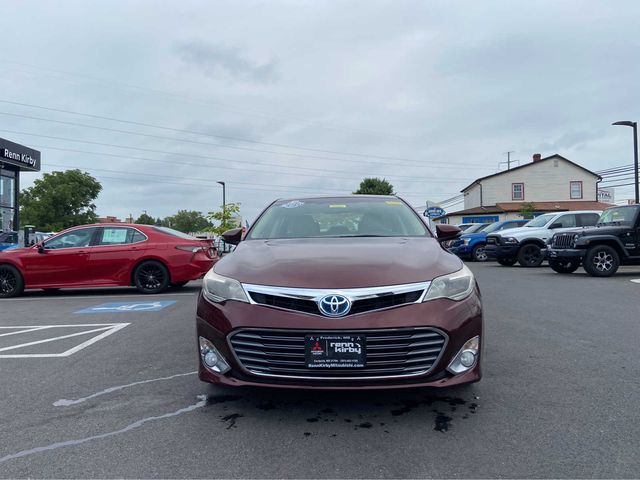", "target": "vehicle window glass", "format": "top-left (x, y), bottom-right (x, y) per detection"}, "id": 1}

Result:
top-left (577, 213), bottom-right (600, 227)
top-left (556, 215), bottom-right (576, 228)
top-left (97, 228), bottom-right (131, 245)
top-left (248, 197), bottom-right (429, 239)
top-left (45, 228), bottom-right (96, 249)
top-left (483, 223), bottom-right (503, 233)
top-left (525, 214), bottom-right (555, 227)
top-left (132, 230), bottom-right (147, 243)
top-left (598, 206), bottom-right (640, 226)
